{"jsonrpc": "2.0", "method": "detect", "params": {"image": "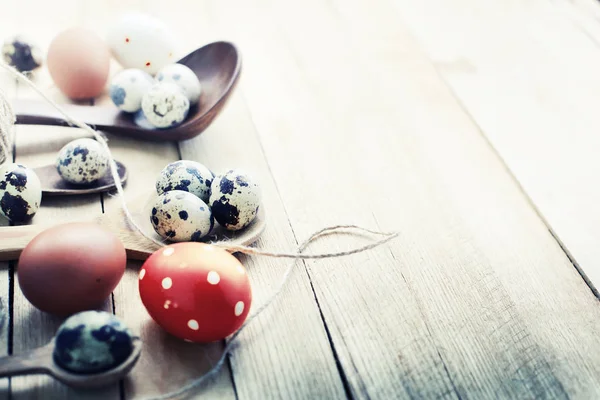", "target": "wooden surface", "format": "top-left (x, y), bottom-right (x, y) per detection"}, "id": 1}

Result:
top-left (0, 0), bottom-right (600, 399)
